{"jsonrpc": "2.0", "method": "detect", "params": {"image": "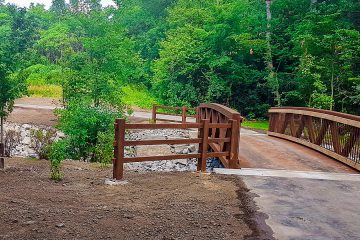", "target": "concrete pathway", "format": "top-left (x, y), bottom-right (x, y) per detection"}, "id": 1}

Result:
top-left (215, 168), bottom-right (360, 240)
